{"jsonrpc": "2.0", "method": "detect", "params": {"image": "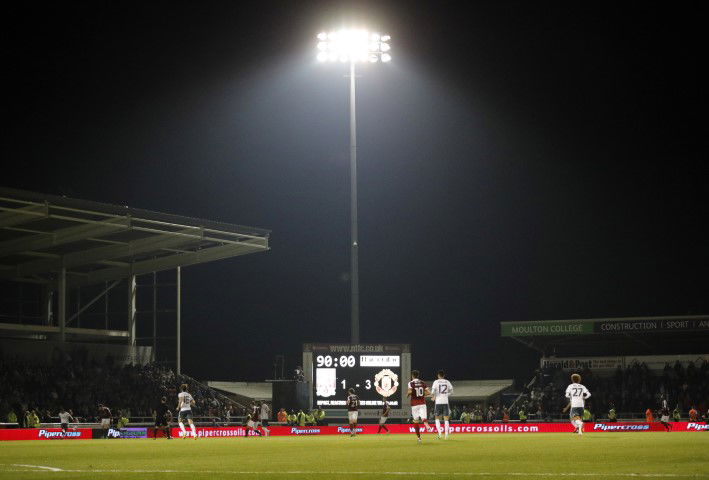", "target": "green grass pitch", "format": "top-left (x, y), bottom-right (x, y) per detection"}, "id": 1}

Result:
top-left (1, 432), bottom-right (707, 479)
